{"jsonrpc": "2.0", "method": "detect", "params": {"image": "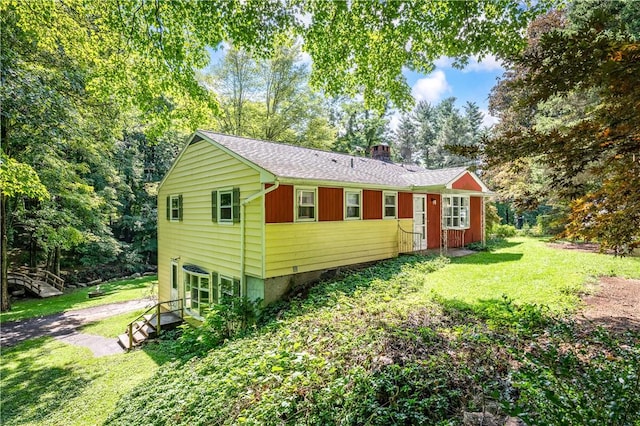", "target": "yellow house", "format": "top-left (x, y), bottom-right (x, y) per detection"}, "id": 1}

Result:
top-left (158, 130), bottom-right (490, 319)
